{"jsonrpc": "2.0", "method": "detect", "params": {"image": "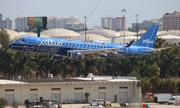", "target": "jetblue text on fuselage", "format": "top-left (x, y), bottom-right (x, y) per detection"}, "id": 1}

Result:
top-left (39, 39), bottom-right (62, 47)
top-left (142, 39), bottom-right (153, 44)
